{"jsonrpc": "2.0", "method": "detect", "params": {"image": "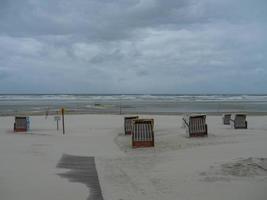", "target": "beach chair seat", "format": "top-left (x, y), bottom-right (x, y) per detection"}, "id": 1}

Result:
top-left (124, 116), bottom-right (139, 135)
top-left (132, 119), bottom-right (154, 148)
top-left (14, 116), bottom-right (30, 132)
top-left (183, 114), bottom-right (208, 137)
top-left (230, 114), bottom-right (247, 129)
top-left (222, 113), bottom-right (231, 125)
